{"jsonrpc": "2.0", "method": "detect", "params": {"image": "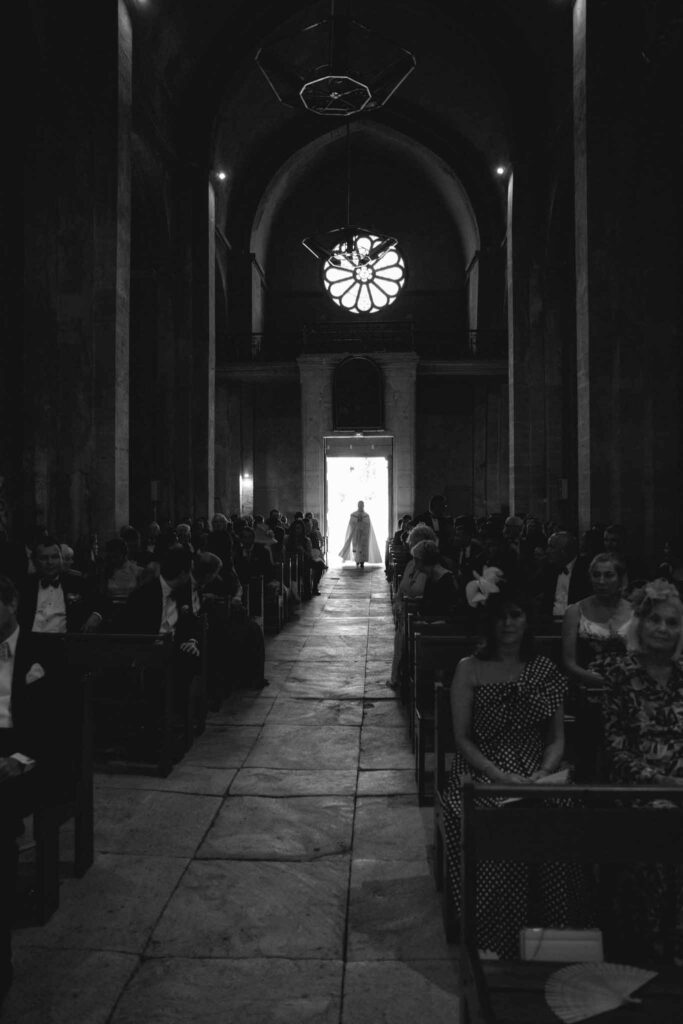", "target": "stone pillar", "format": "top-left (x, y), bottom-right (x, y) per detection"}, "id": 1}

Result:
top-left (22, 1), bottom-right (131, 544)
top-left (93, 0), bottom-right (132, 539)
top-left (574, 0), bottom-right (681, 554)
top-left (191, 179), bottom-right (216, 518)
top-left (507, 165), bottom-right (545, 519)
top-left (297, 355), bottom-right (337, 518)
top-left (379, 354), bottom-right (419, 522)
top-left (507, 165), bottom-right (567, 522)
top-left (214, 381), bottom-right (230, 515)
